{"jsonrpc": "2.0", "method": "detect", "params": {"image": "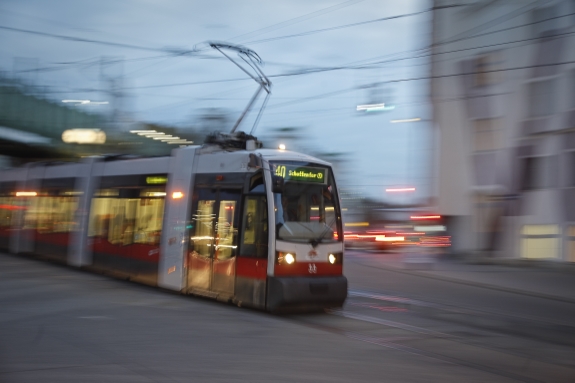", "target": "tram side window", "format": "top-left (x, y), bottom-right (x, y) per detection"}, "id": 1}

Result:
top-left (240, 195), bottom-right (268, 258)
top-left (249, 172), bottom-right (265, 193)
top-left (0, 193), bottom-right (17, 229)
top-left (89, 188), bottom-right (165, 246)
top-left (23, 188), bottom-right (80, 233)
